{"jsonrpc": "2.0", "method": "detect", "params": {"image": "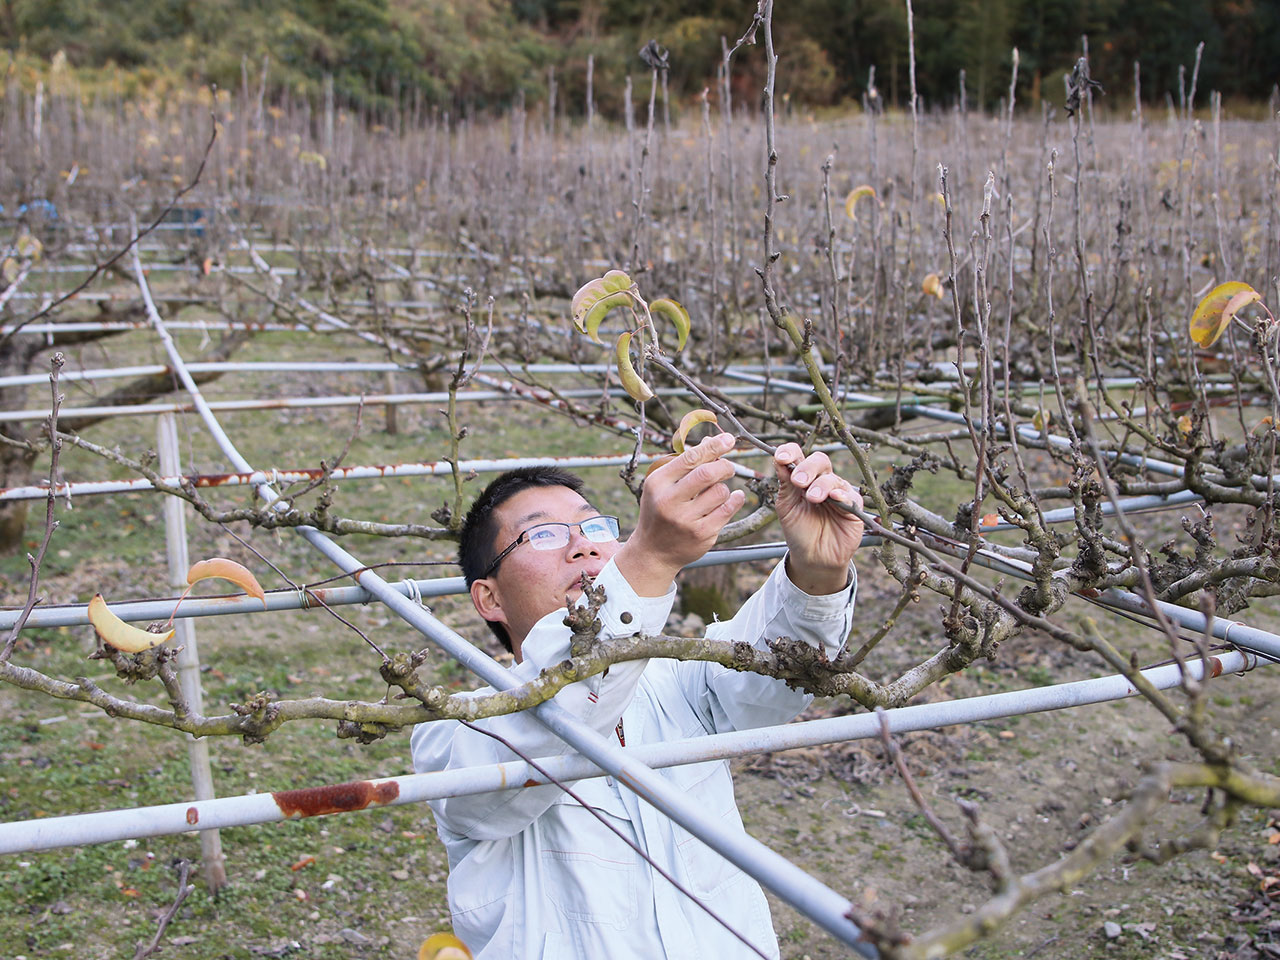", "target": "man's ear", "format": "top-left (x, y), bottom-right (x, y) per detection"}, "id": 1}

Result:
top-left (470, 578), bottom-right (507, 629)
